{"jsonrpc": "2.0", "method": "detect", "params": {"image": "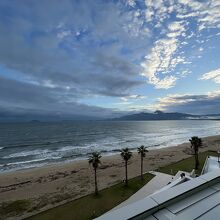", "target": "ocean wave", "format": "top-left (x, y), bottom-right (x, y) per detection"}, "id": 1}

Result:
top-left (100, 140), bottom-right (129, 145)
top-left (4, 156), bottom-right (62, 166)
top-left (6, 158), bottom-right (48, 166)
top-left (58, 147), bottom-right (114, 158)
top-left (2, 140), bottom-right (72, 150)
top-left (57, 144), bottom-right (107, 152)
top-left (1, 120), bottom-right (220, 173)
top-left (0, 162), bottom-right (49, 172)
top-left (3, 149), bottom-right (50, 159)
top-left (57, 145), bottom-right (80, 152)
